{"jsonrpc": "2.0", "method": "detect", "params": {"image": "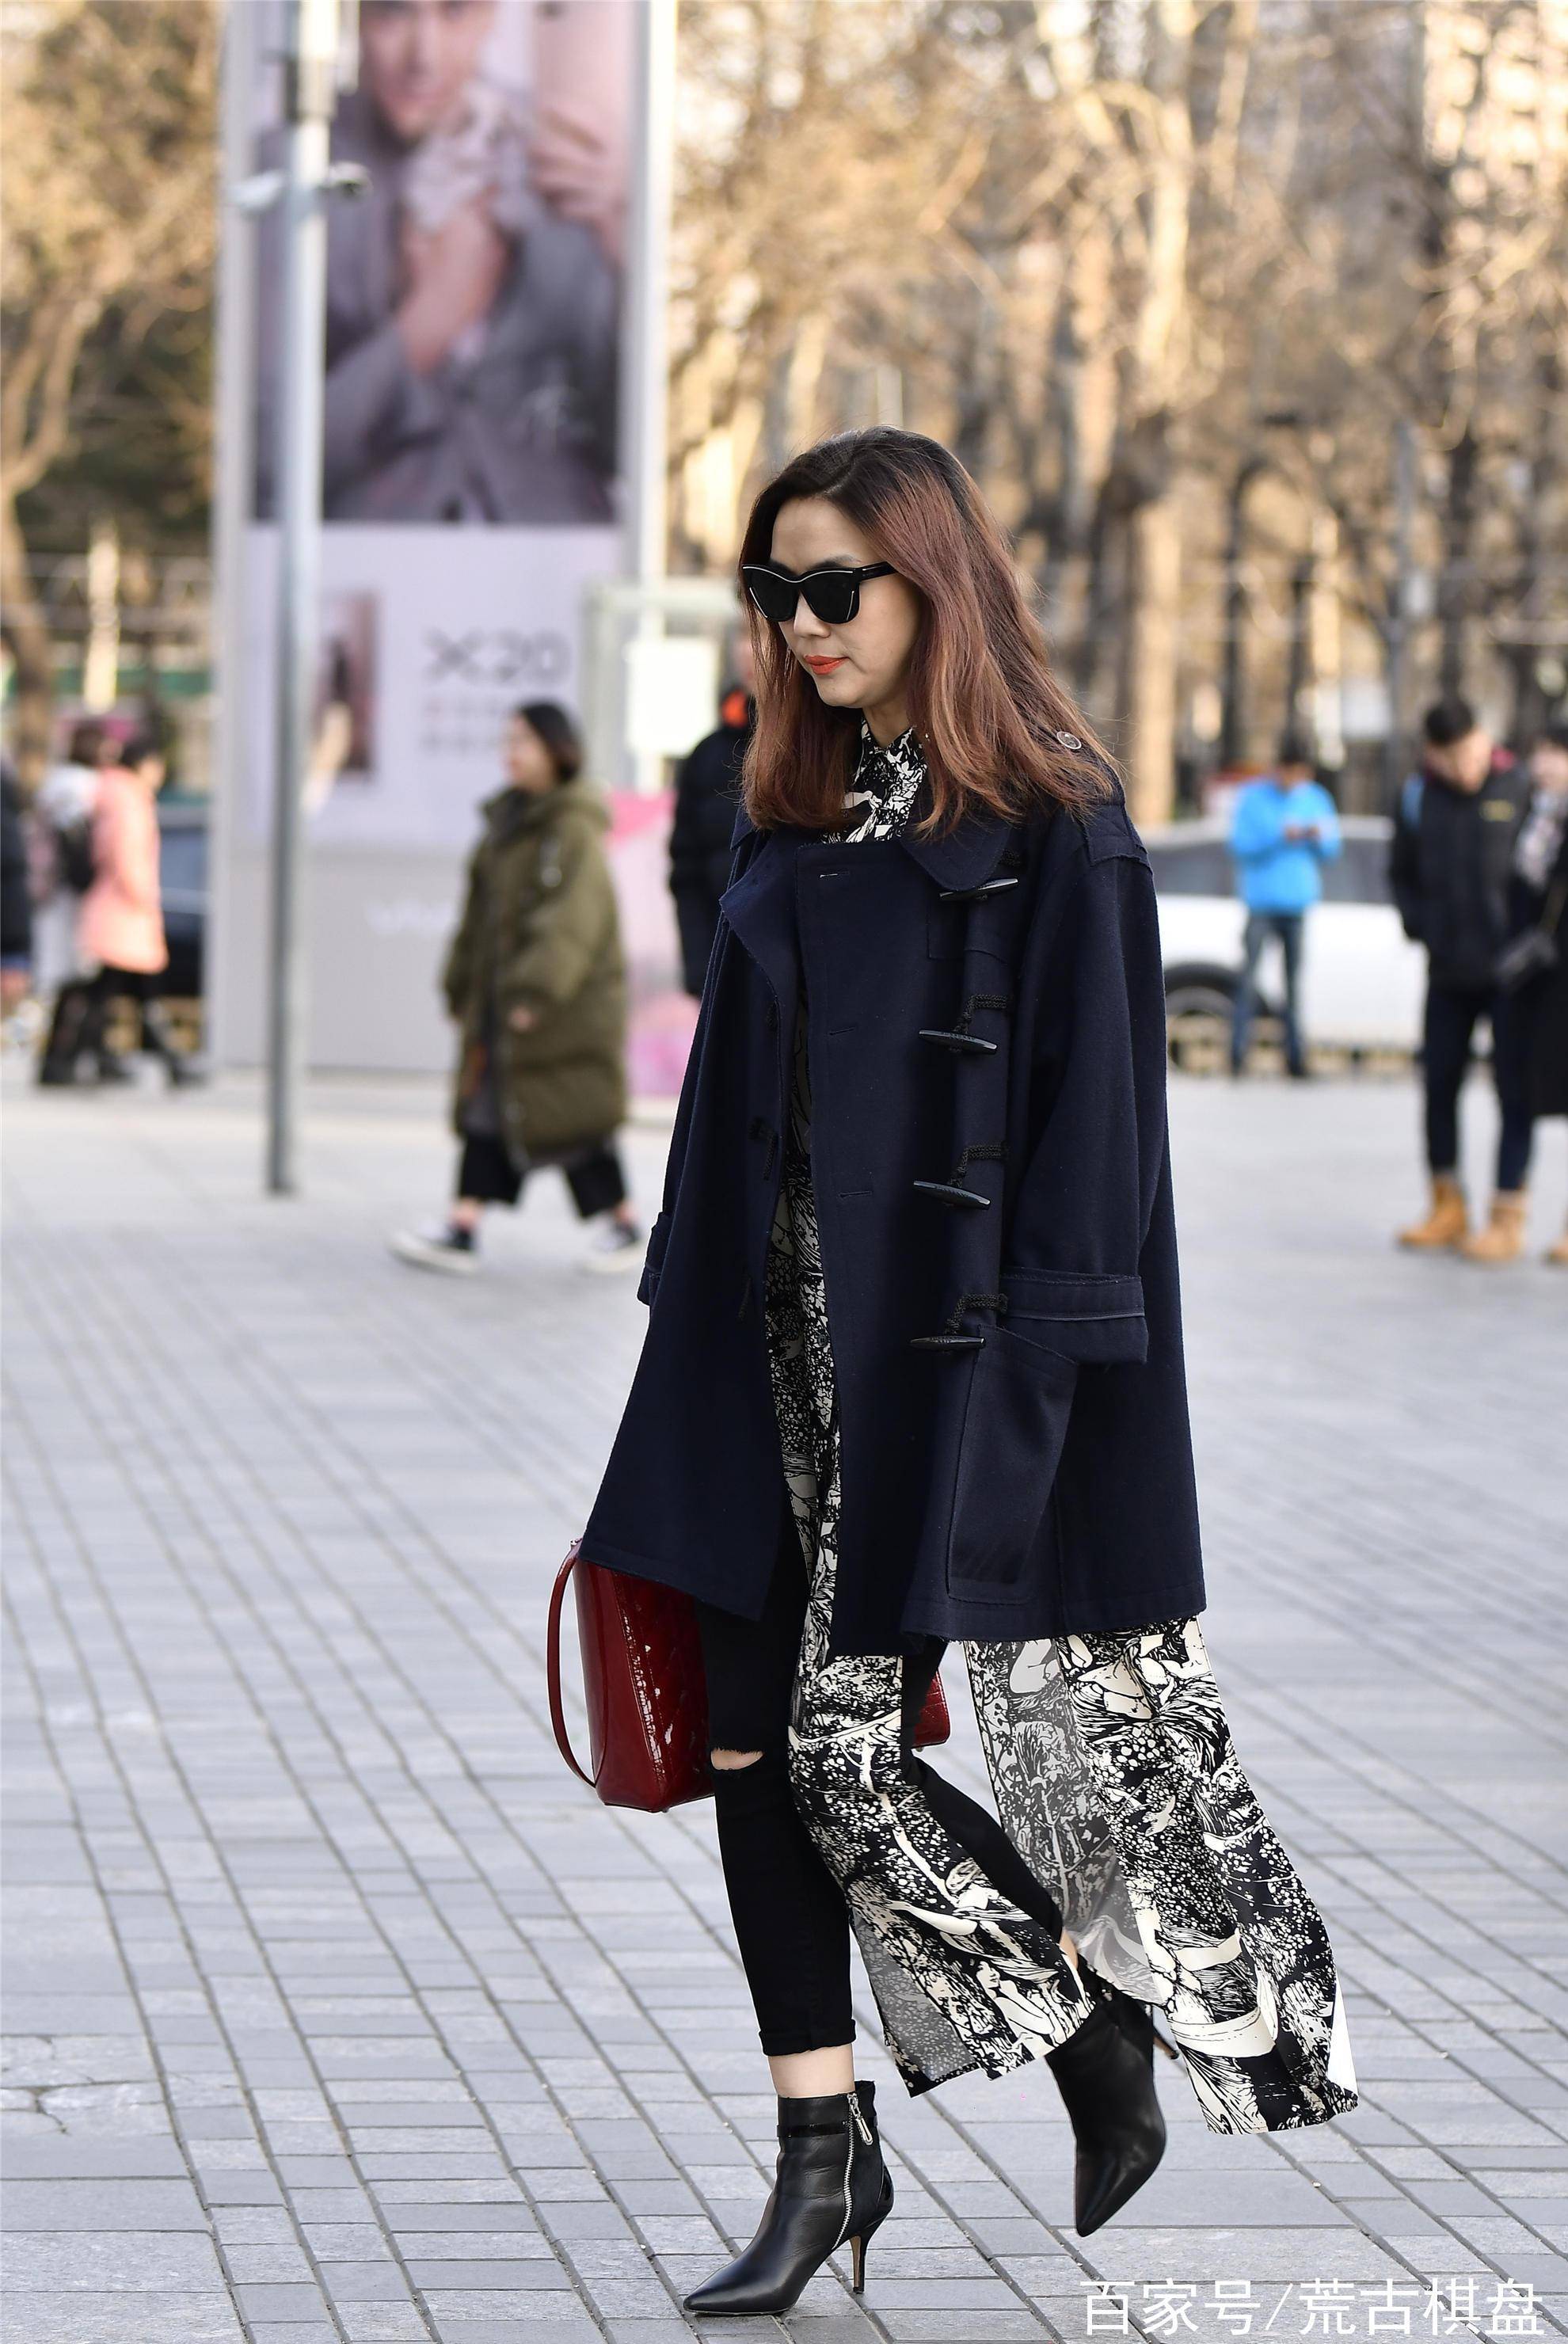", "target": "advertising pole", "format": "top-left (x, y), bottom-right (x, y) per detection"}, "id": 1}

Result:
top-left (265, 0), bottom-right (341, 1193)
top-left (616, 0), bottom-right (677, 794)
